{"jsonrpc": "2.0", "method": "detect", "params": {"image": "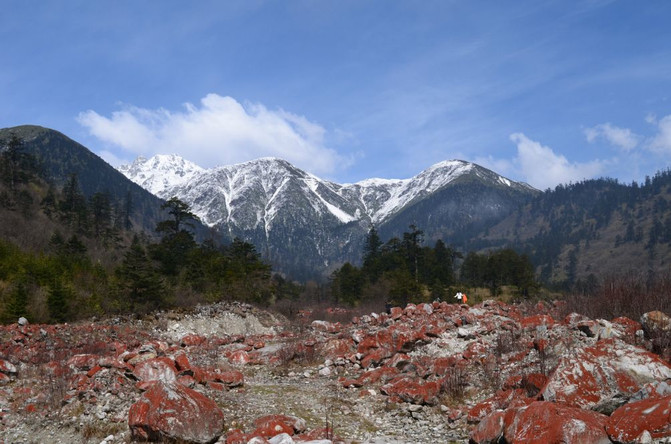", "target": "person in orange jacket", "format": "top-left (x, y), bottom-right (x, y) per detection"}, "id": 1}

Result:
top-left (455, 292), bottom-right (468, 304)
